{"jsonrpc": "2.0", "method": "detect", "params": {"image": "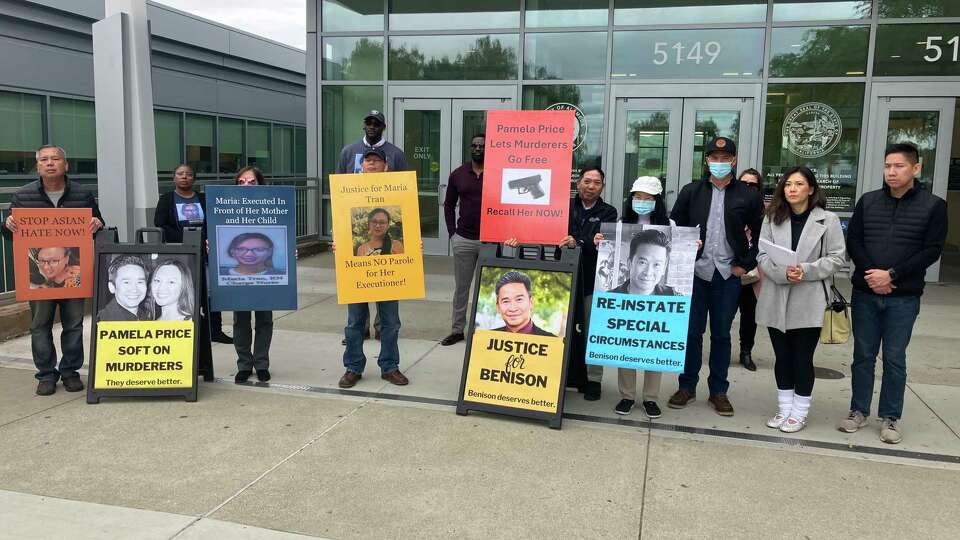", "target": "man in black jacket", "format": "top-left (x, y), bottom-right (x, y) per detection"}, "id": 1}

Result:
top-left (667, 137), bottom-right (763, 416)
top-left (2, 145), bottom-right (104, 396)
top-left (839, 142), bottom-right (947, 444)
top-left (559, 166), bottom-right (618, 400)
